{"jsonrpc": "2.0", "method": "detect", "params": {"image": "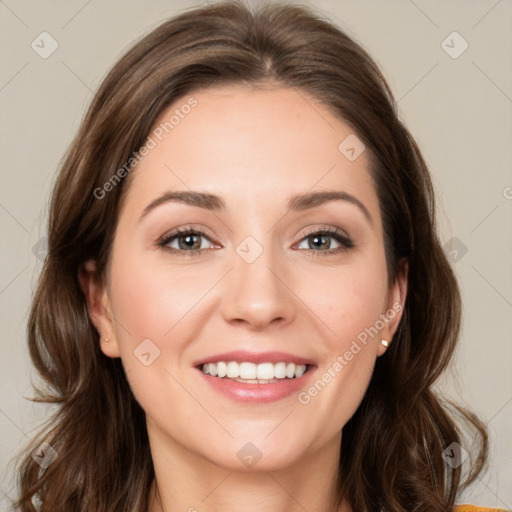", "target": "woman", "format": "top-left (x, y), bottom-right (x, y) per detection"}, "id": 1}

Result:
top-left (12, 1), bottom-right (500, 511)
